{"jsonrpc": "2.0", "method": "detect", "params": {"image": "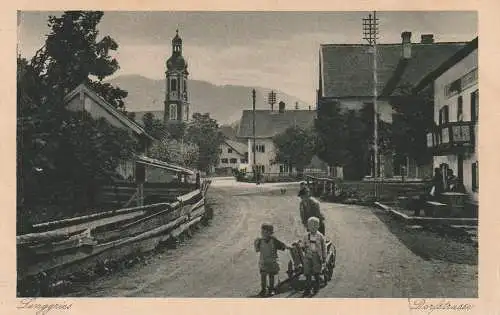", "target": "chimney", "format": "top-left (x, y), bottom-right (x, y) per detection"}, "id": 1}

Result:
top-left (278, 101), bottom-right (285, 113)
top-left (401, 31), bottom-right (412, 59)
top-left (421, 34), bottom-right (434, 44)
